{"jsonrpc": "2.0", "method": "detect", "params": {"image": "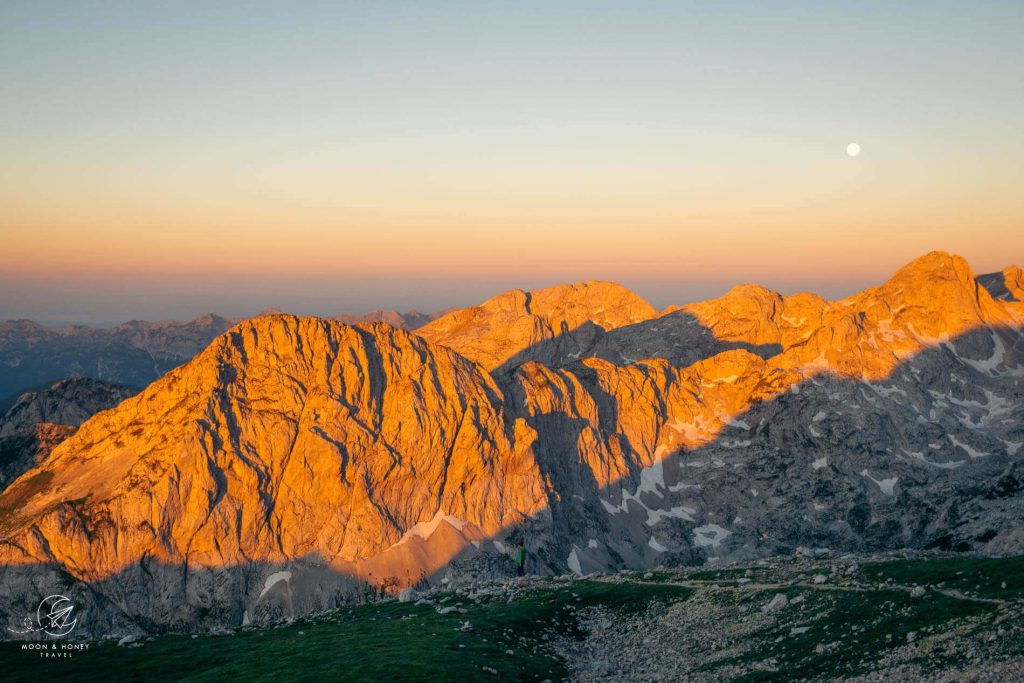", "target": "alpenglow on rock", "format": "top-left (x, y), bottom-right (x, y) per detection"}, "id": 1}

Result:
top-left (0, 251), bottom-right (1021, 635)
